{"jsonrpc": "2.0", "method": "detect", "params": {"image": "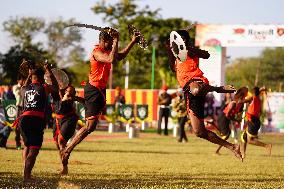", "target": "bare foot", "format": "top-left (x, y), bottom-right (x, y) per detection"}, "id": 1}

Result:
top-left (60, 166), bottom-right (68, 175)
top-left (61, 150), bottom-right (70, 166)
top-left (266, 144), bottom-right (272, 156)
top-left (216, 85), bottom-right (236, 93)
top-left (232, 144), bottom-right (243, 162)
